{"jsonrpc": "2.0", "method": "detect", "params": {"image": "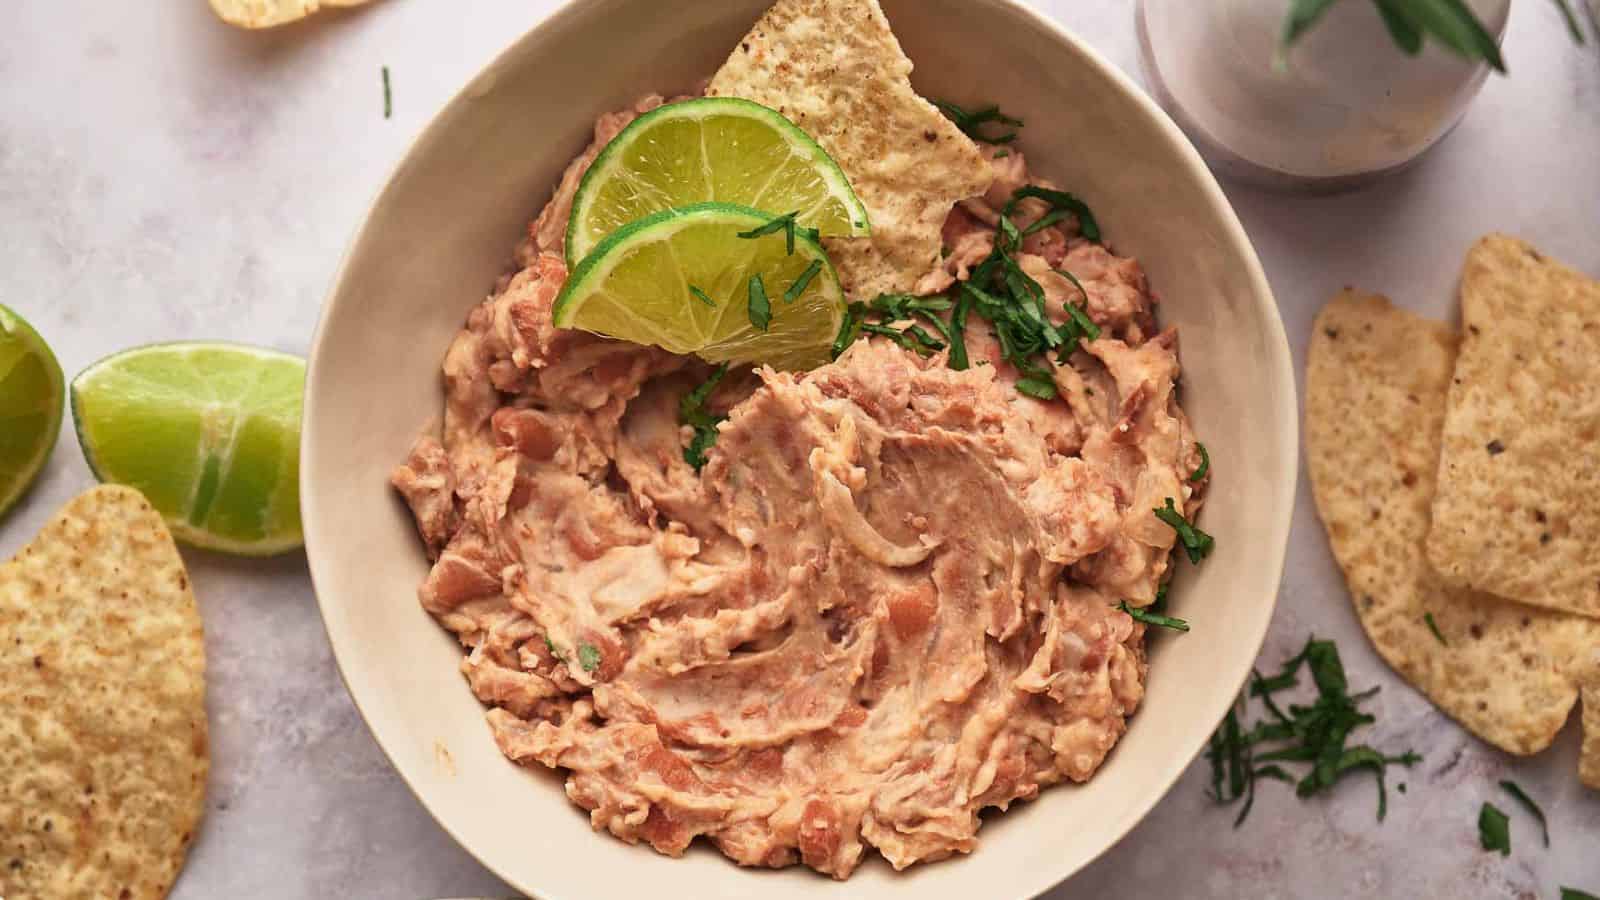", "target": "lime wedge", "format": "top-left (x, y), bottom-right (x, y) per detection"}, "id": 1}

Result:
top-left (566, 97), bottom-right (870, 266)
top-left (554, 202), bottom-right (846, 371)
top-left (0, 305), bottom-right (64, 521)
top-left (71, 343), bottom-right (305, 556)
